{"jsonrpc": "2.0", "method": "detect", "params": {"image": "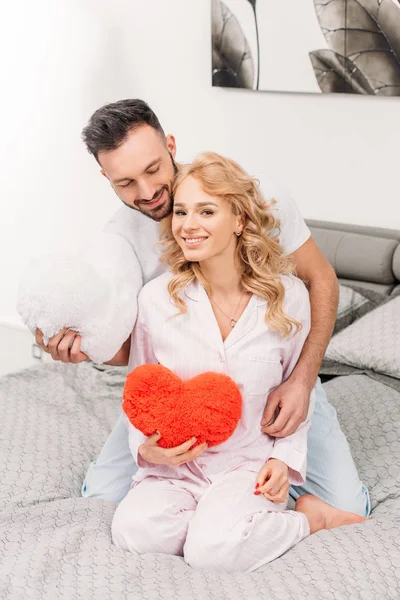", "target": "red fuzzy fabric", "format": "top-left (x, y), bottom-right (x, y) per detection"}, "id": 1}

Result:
top-left (123, 364), bottom-right (242, 448)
